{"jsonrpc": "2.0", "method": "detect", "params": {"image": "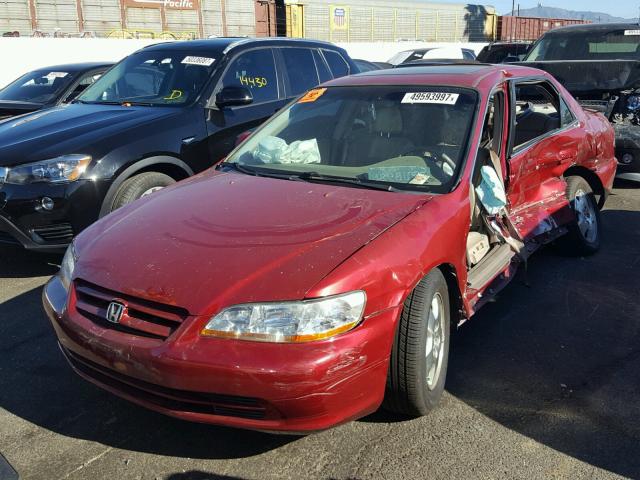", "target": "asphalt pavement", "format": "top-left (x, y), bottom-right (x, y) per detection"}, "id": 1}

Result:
top-left (0, 182), bottom-right (639, 480)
